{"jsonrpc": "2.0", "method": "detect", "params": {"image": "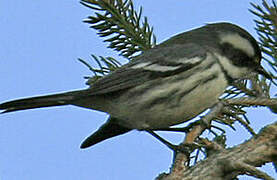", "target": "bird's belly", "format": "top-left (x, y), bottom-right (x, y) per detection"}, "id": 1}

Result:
top-left (110, 73), bottom-right (228, 130)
